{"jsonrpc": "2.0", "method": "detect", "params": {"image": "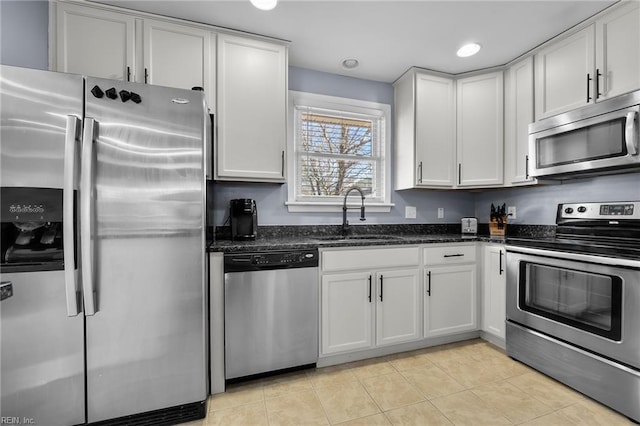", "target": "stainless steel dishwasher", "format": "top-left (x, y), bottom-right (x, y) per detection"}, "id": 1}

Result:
top-left (224, 249), bottom-right (319, 380)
